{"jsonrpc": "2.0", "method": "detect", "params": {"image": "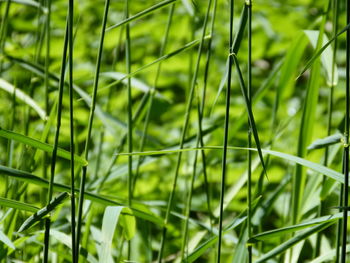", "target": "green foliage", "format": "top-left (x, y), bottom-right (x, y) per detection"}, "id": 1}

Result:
top-left (0, 0), bottom-right (348, 262)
